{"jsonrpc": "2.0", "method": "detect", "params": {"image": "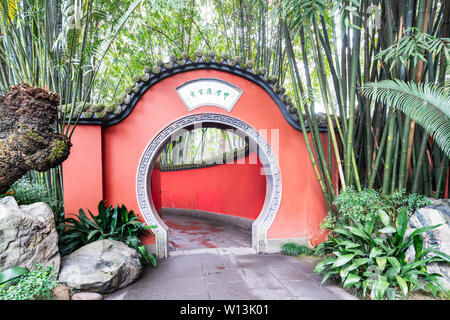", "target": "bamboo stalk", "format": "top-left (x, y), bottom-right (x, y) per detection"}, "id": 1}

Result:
top-left (309, 19), bottom-right (346, 192)
top-left (391, 120), bottom-right (401, 192)
top-left (284, 20), bottom-right (334, 210)
top-left (344, 8), bottom-right (362, 187)
top-left (382, 107), bottom-right (396, 193)
top-left (369, 108), bottom-right (391, 188)
top-left (303, 20), bottom-right (337, 200)
top-left (435, 158), bottom-right (449, 198)
top-left (412, 131), bottom-right (430, 193)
